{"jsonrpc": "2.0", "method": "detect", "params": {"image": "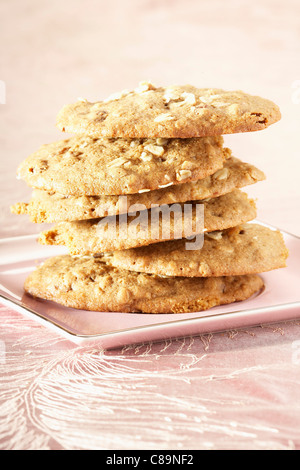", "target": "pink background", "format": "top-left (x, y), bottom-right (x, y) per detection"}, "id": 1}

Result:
top-left (0, 0), bottom-right (300, 450)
